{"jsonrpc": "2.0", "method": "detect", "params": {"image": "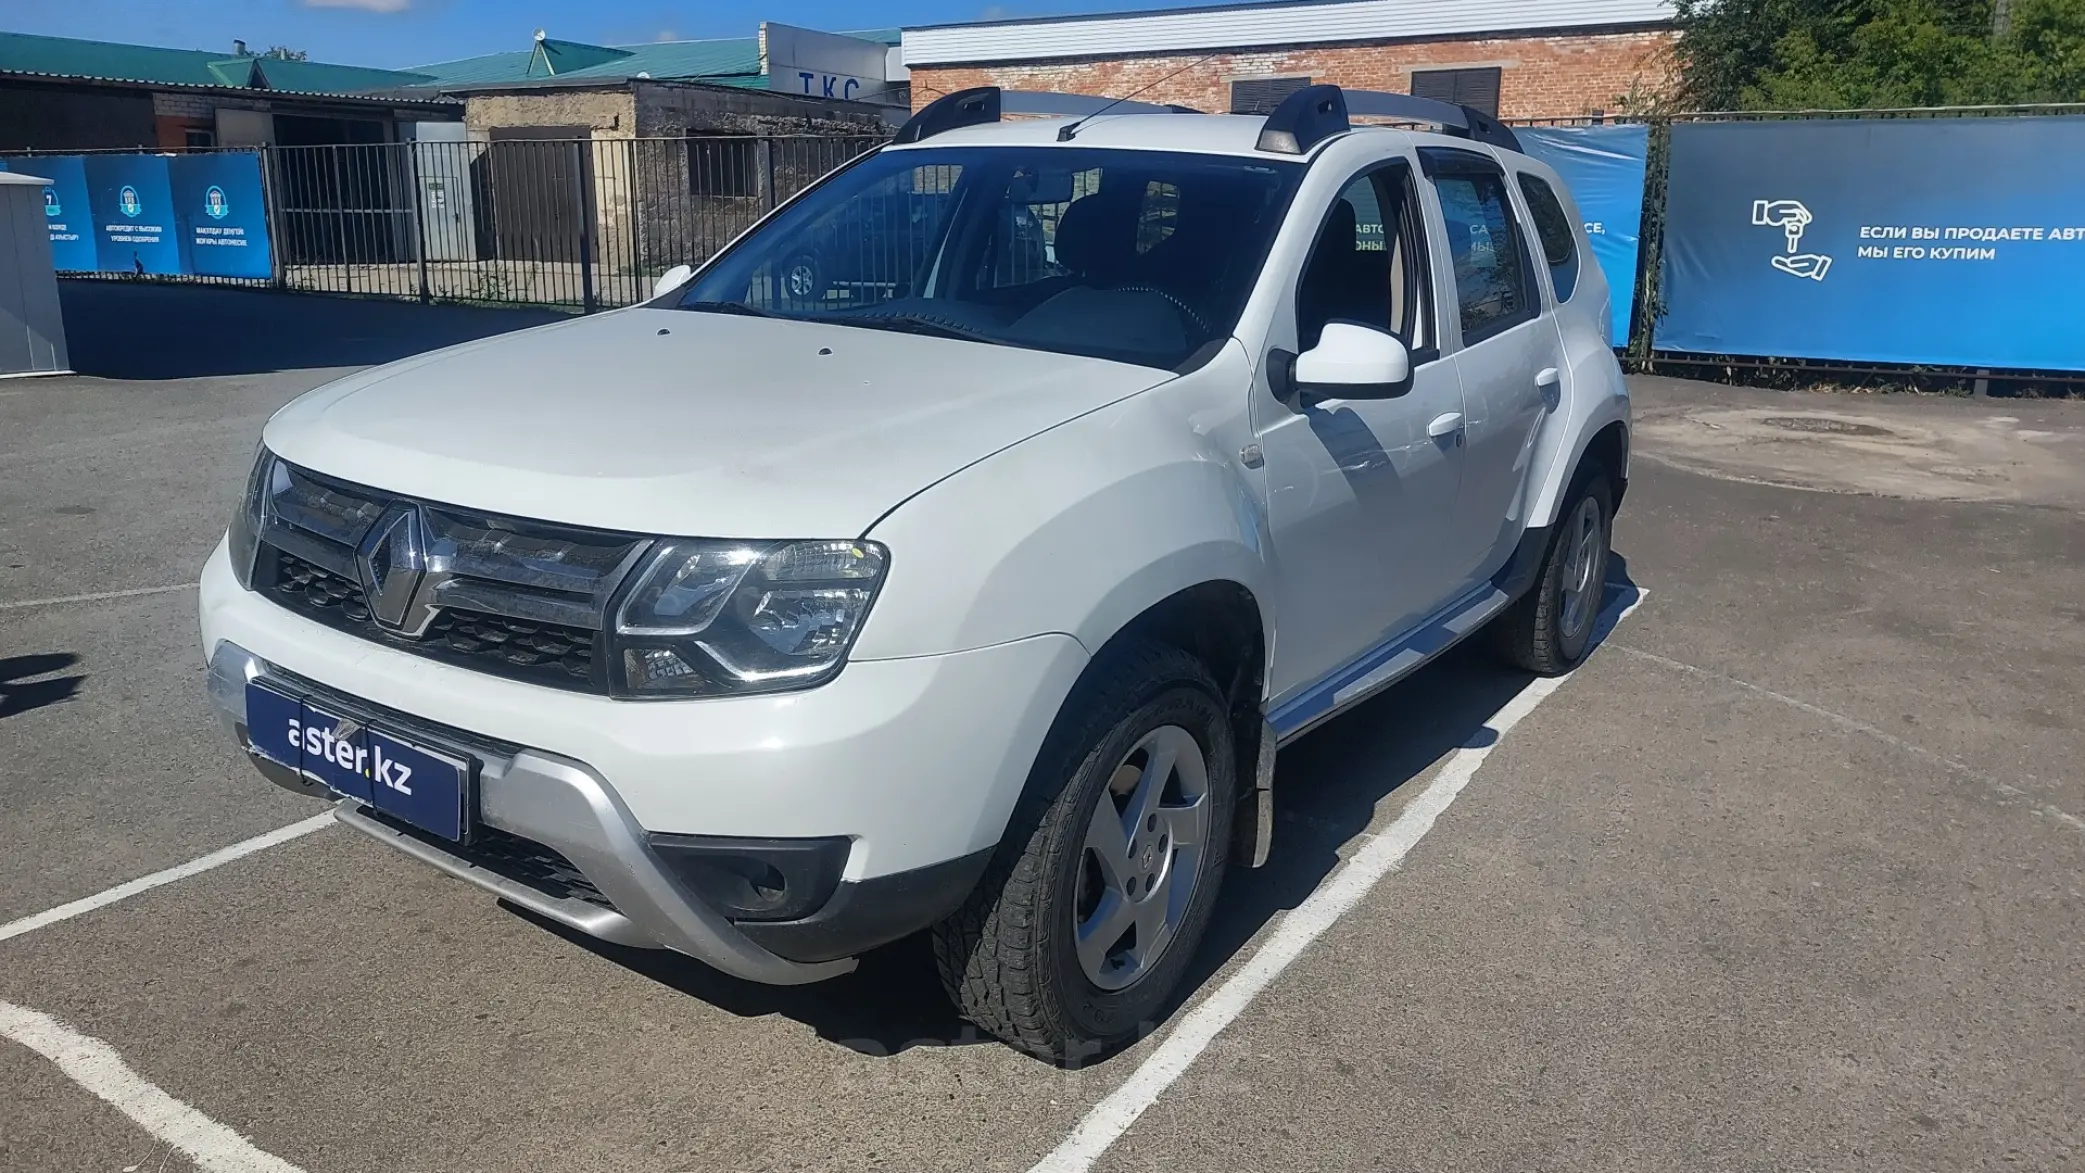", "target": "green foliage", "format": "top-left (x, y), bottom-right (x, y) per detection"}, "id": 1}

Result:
top-left (1674, 0), bottom-right (2085, 109)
